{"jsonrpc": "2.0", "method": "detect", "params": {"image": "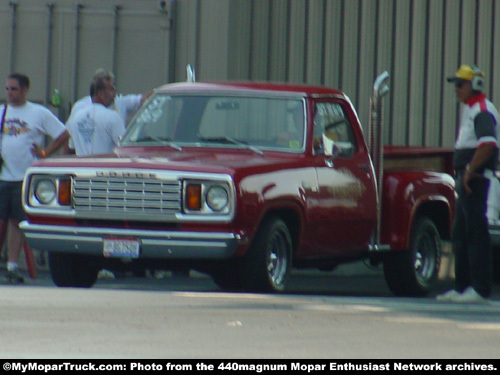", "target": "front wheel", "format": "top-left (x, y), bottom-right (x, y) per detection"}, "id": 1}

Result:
top-left (383, 217), bottom-right (441, 296)
top-left (240, 216), bottom-right (292, 292)
top-left (48, 252), bottom-right (99, 288)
